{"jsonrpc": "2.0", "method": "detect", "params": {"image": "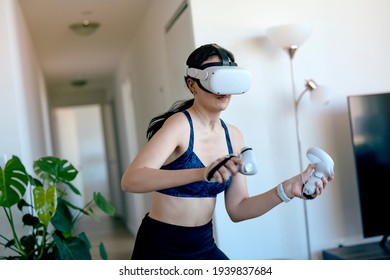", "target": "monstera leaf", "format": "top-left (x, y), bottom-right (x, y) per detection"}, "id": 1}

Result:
top-left (94, 192), bottom-right (115, 217)
top-left (0, 156), bottom-right (29, 207)
top-left (33, 157), bottom-right (80, 195)
top-left (50, 198), bottom-right (74, 233)
top-left (33, 185), bottom-right (57, 226)
top-left (52, 233), bottom-right (91, 260)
